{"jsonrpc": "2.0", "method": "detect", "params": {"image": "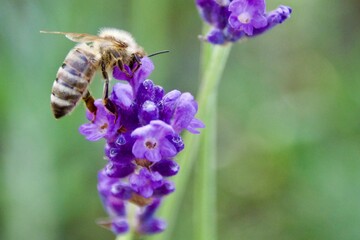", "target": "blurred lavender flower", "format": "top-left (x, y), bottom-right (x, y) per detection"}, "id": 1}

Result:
top-left (195, 0), bottom-right (292, 44)
top-left (79, 57), bottom-right (204, 236)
